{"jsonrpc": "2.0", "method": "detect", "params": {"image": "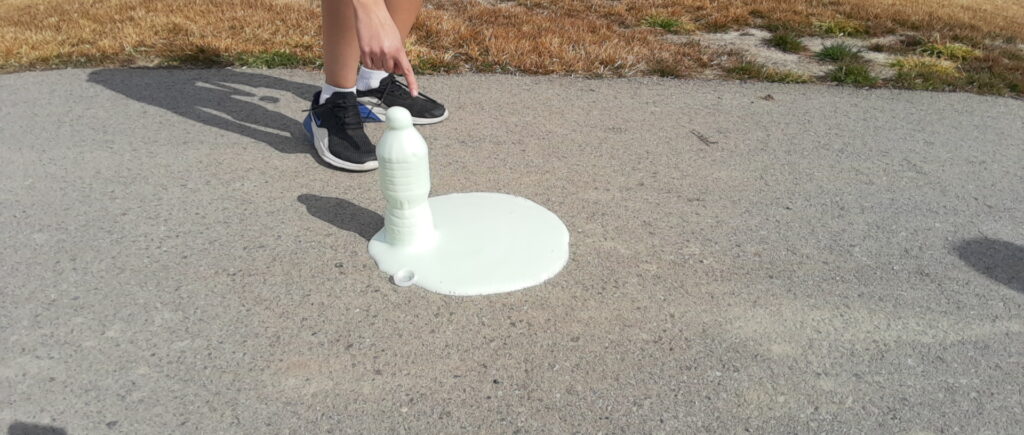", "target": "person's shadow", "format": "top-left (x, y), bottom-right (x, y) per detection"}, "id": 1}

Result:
top-left (88, 68), bottom-right (318, 157)
top-left (954, 237), bottom-right (1024, 293)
